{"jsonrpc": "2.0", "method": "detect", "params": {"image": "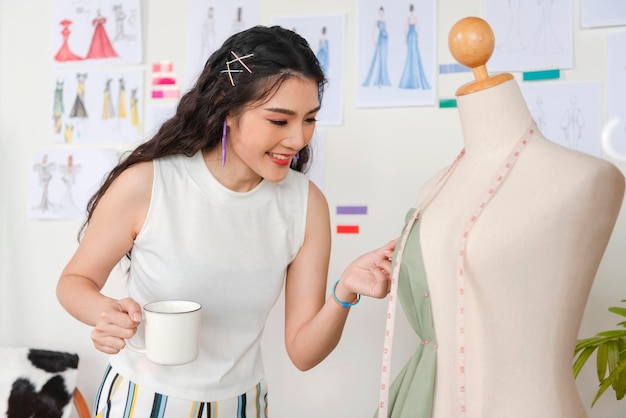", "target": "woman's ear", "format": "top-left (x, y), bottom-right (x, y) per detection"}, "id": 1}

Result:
top-left (224, 114), bottom-right (233, 130)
